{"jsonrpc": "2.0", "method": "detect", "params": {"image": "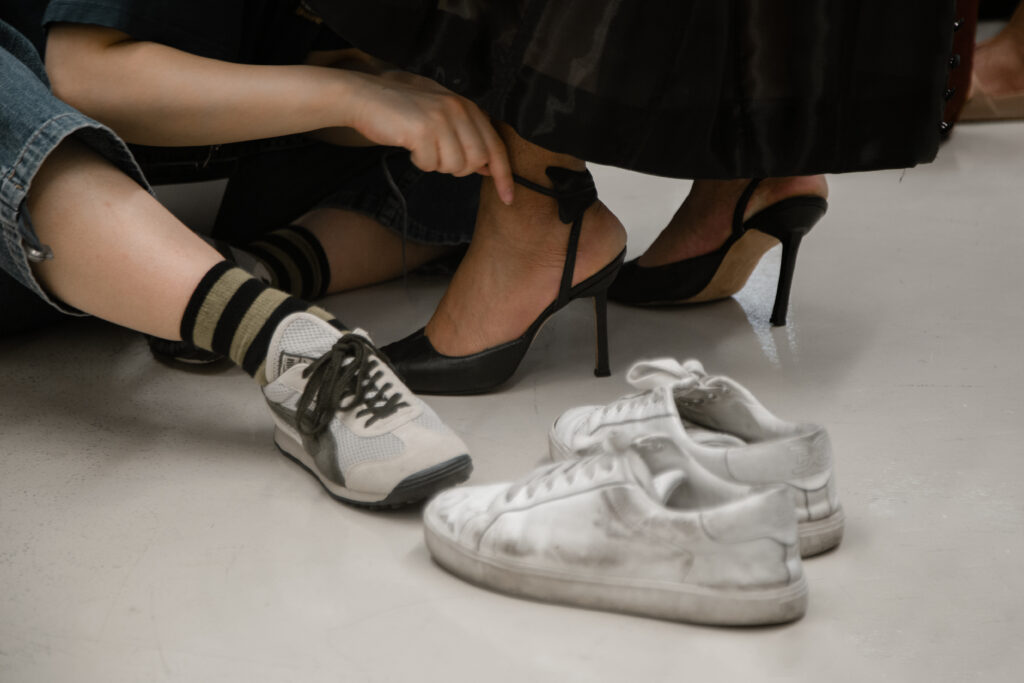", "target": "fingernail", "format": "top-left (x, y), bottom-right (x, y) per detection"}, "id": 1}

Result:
top-left (502, 187), bottom-right (514, 205)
